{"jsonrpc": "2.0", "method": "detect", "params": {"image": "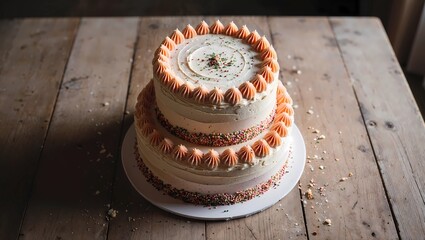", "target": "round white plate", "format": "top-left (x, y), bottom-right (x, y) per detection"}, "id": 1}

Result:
top-left (122, 123), bottom-right (306, 220)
